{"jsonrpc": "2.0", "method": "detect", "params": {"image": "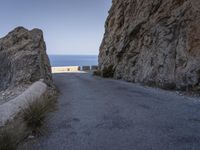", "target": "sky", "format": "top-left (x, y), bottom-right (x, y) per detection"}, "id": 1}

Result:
top-left (0, 0), bottom-right (112, 55)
